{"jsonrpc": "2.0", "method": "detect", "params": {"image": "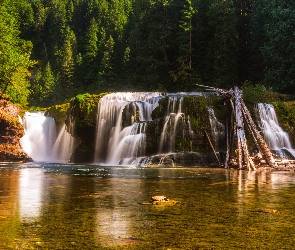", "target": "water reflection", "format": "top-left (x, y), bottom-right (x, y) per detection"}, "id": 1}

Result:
top-left (0, 168), bottom-right (19, 218)
top-left (234, 169), bottom-right (295, 192)
top-left (95, 172), bottom-right (141, 247)
top-left (1, 164), bottom-right (295, 249)
top-left (19, 168), bottom-right (43, 220)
